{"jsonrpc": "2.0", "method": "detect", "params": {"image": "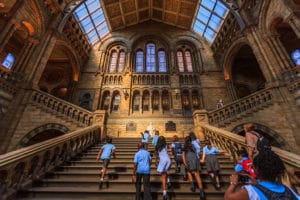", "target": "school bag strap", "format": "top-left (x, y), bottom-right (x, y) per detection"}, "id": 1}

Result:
top-left (253, 184), bottom-right (297, 200)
